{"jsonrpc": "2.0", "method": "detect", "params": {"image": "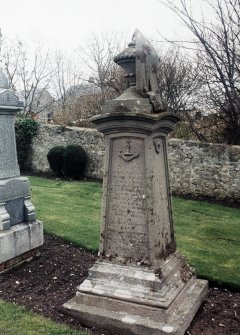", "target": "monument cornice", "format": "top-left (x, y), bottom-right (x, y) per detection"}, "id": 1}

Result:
top-left (91, 111), bottom-right (180, 135)
top-left (0, 106), bottom-right (24, 113)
